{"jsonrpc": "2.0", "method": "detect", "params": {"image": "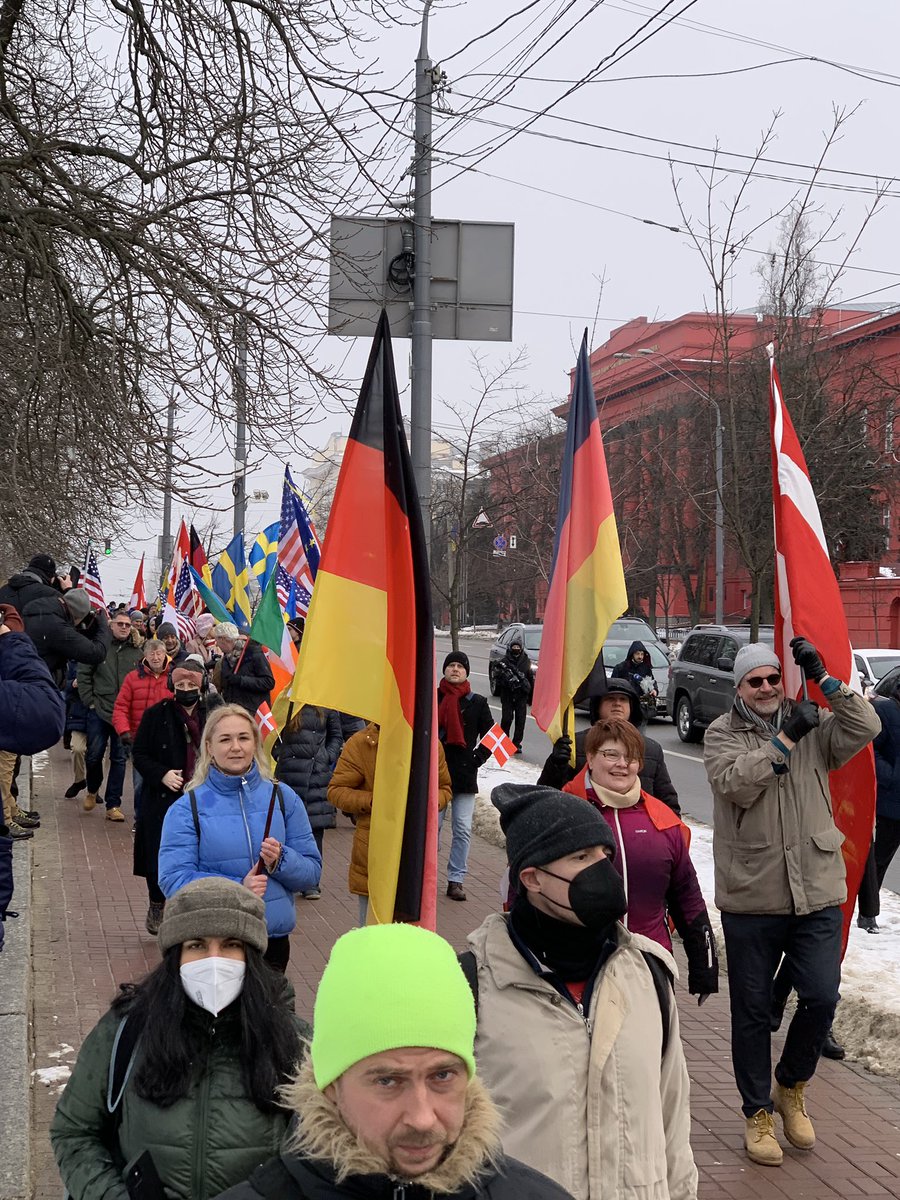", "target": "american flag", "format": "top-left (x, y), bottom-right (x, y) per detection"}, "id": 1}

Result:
top-left (279, 467), bottom-right (318, 603)
top-left (82, 549), bottom-right (105, 610)
top-left (174, 557), bottom-right (203, 620)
